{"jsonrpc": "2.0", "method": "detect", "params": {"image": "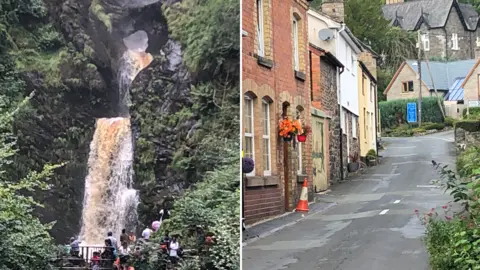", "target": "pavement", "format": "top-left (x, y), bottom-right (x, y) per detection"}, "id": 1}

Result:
top-left (242, 130), bottom-right (456, 270)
